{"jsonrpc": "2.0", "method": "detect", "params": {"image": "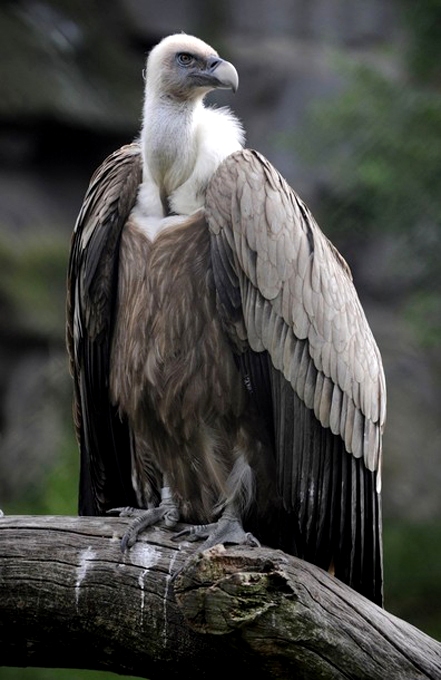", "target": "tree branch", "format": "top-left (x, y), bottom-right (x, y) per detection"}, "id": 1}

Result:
top-left (0, 515), bottom-right (440, 679)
